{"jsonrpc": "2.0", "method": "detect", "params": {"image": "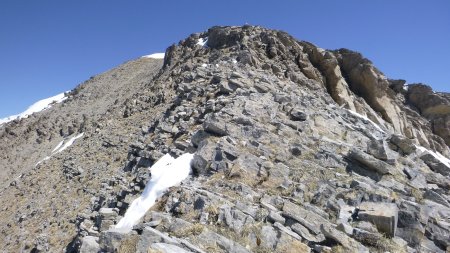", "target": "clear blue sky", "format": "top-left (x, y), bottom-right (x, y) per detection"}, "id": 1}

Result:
top-left (1, 1), bottom-right (449, 118)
